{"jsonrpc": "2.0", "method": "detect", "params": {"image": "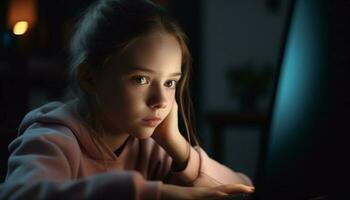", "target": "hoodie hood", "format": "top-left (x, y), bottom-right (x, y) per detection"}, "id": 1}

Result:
top-left (17, 99), bottom-right (123, 160)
